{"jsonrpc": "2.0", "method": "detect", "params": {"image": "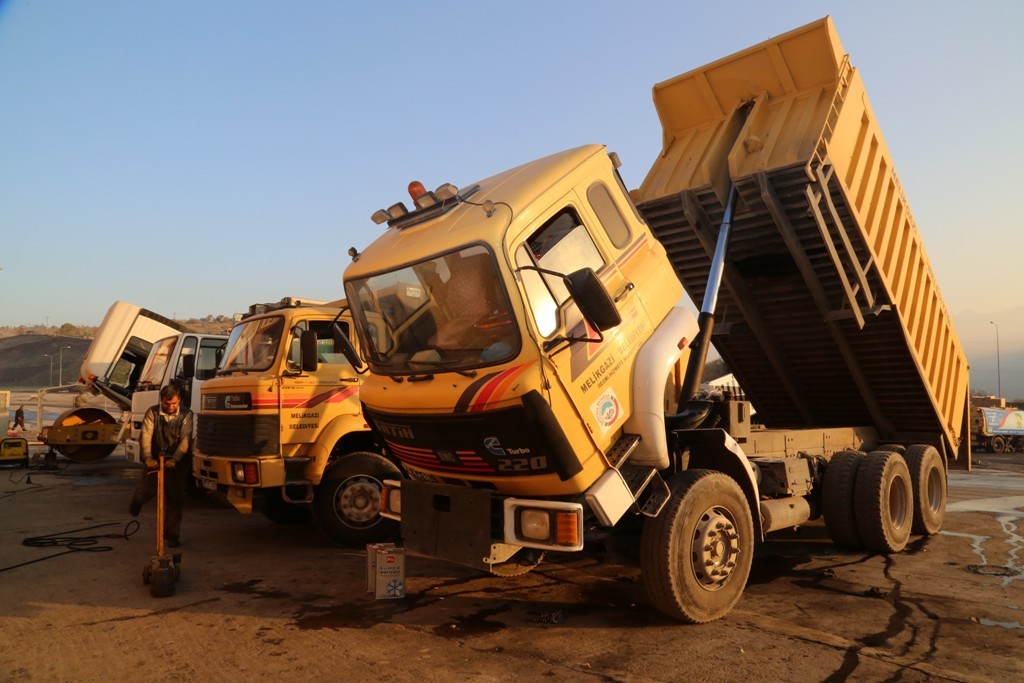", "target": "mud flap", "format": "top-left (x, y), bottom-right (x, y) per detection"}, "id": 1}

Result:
top-left (401, 481), bottom-right (495, 571)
